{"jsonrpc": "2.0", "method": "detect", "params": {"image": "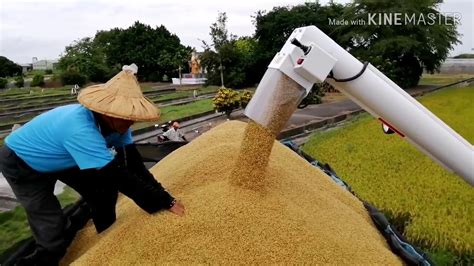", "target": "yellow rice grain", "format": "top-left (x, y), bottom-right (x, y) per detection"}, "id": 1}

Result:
top-left (61, 121), bottom-right (402, 265)
top-left (230, 121), bottom-right (274, 191)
